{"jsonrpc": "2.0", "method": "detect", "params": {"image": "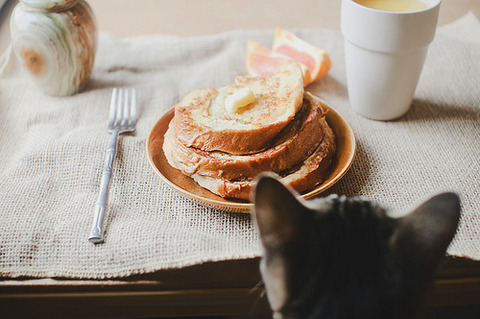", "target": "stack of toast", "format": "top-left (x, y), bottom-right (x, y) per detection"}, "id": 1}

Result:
top-left (163, 61), bottom-right (336, 201)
